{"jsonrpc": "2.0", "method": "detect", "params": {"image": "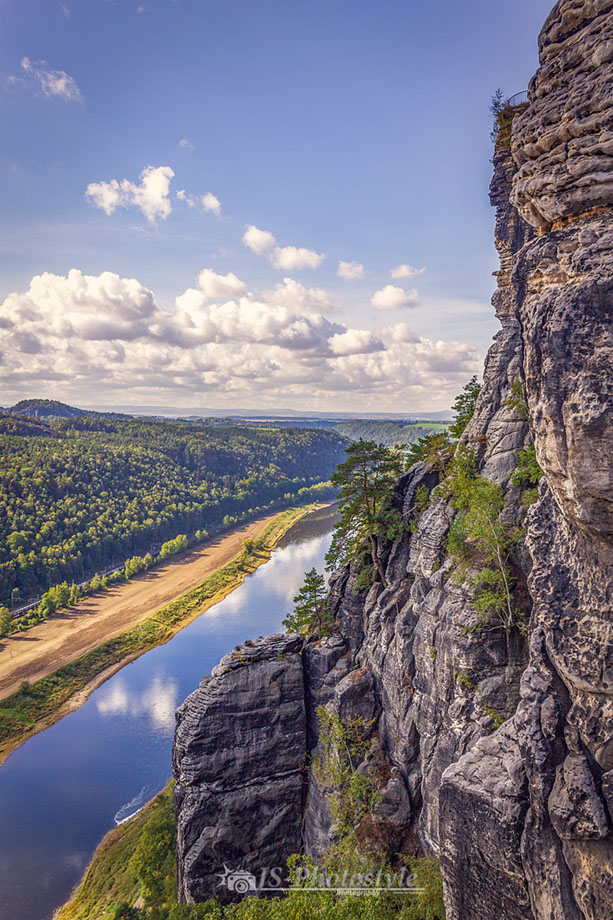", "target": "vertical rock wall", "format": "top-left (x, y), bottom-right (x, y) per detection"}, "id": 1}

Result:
top-left (173, 3), bottom-right (613, 917)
